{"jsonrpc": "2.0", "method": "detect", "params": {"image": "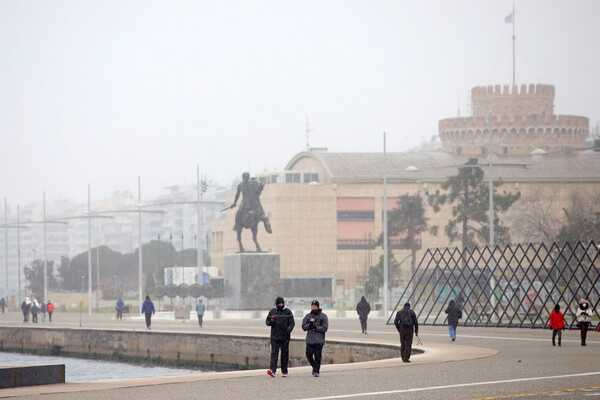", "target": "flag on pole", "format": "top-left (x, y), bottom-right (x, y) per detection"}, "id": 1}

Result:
top-left (505, 12), bottom-right (514, 24)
